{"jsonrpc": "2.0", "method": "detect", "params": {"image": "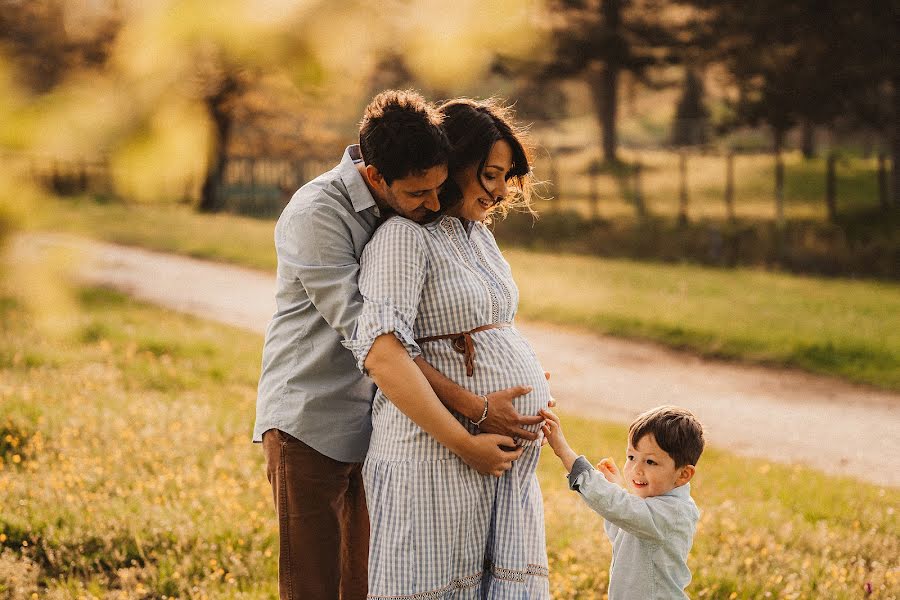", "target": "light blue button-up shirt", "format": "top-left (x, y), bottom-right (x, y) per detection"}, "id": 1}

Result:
top-left (253, 145), bottom-right (379, 463)
top-left (569, 456), bottom-right (700, 599)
